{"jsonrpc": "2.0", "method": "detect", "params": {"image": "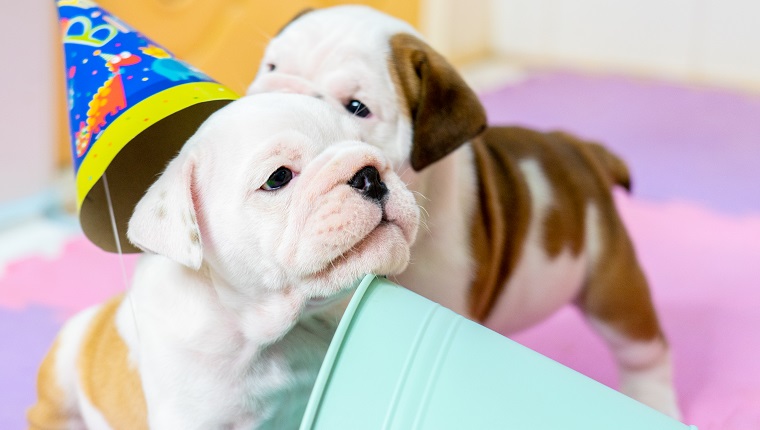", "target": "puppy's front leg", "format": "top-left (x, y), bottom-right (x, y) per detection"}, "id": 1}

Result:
top-left (128, 299), bottom-right (253, 429)
top-left (138, 330), bottom-right (256, 430)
